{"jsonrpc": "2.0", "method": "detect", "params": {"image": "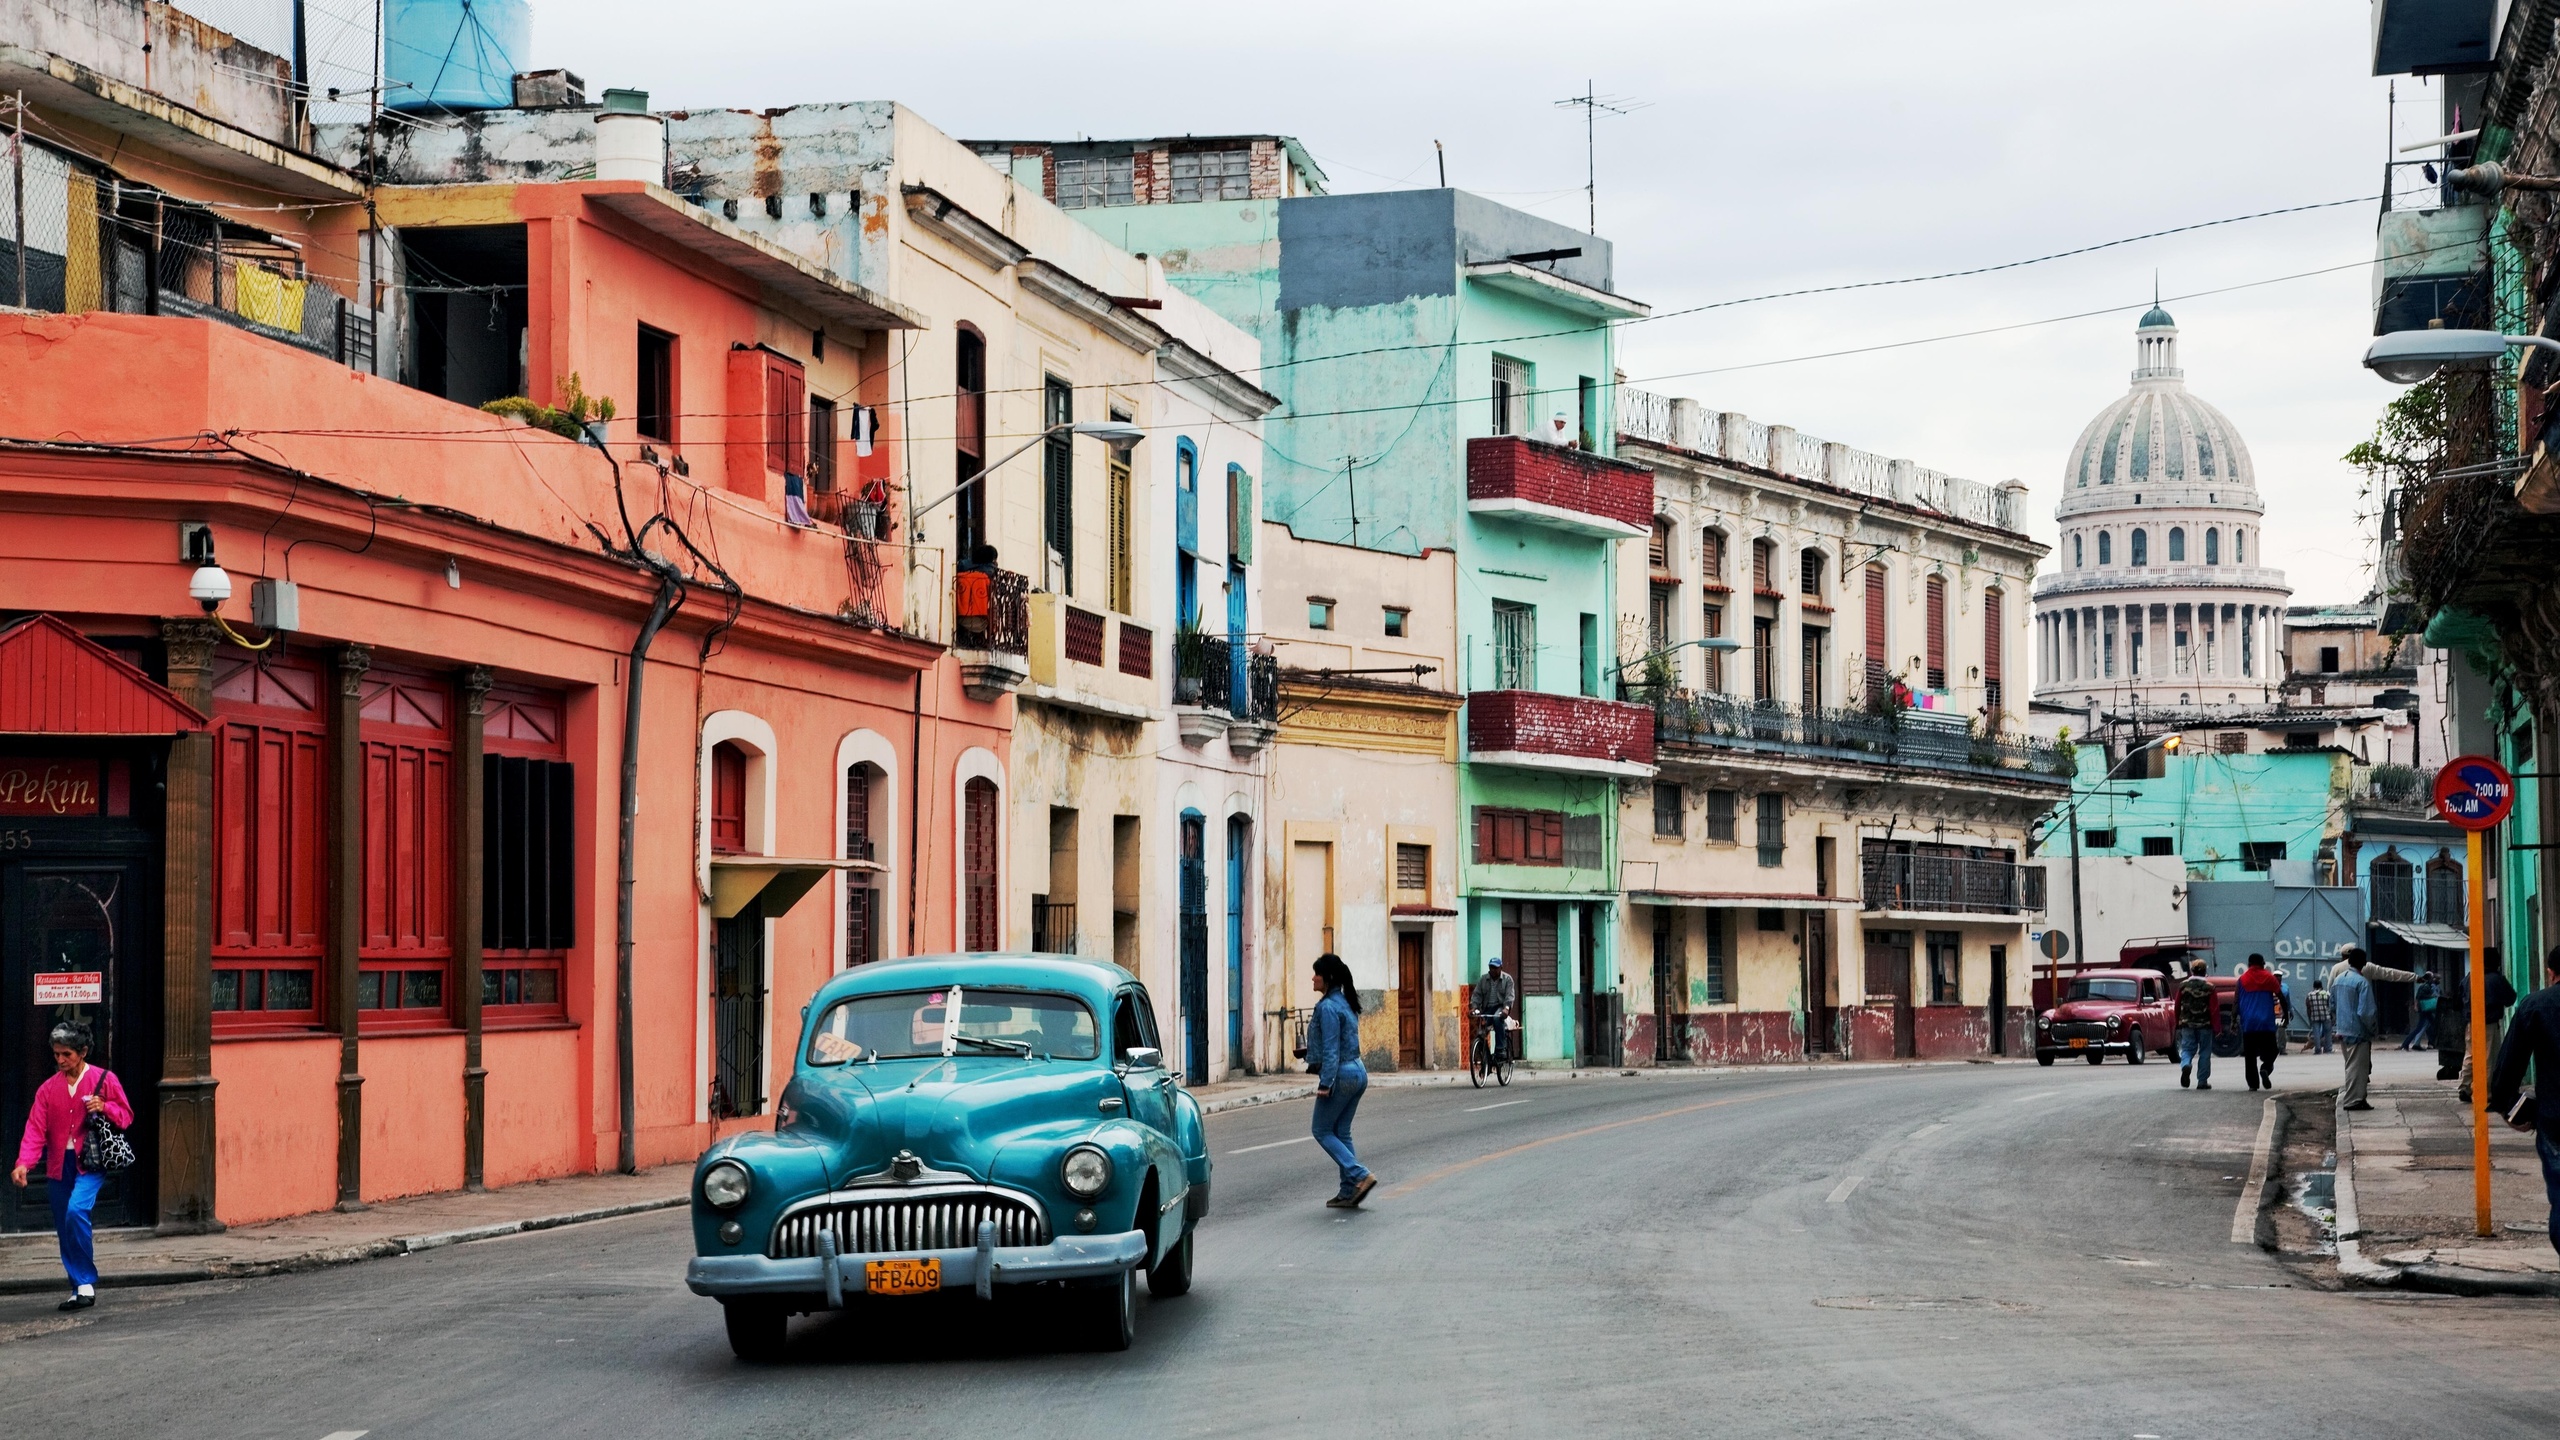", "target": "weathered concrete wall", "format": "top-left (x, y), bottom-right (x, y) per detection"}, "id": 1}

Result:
top-left (11, 0), bottom-right (300, 146)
